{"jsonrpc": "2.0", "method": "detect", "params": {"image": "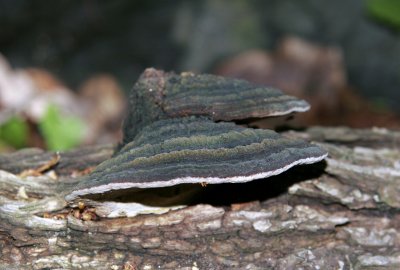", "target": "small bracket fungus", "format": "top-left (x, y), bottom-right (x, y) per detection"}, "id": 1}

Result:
top-left (65, 117), bottom-right (327, 201)
top-left (122, 68), bottom-right (310, 146)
